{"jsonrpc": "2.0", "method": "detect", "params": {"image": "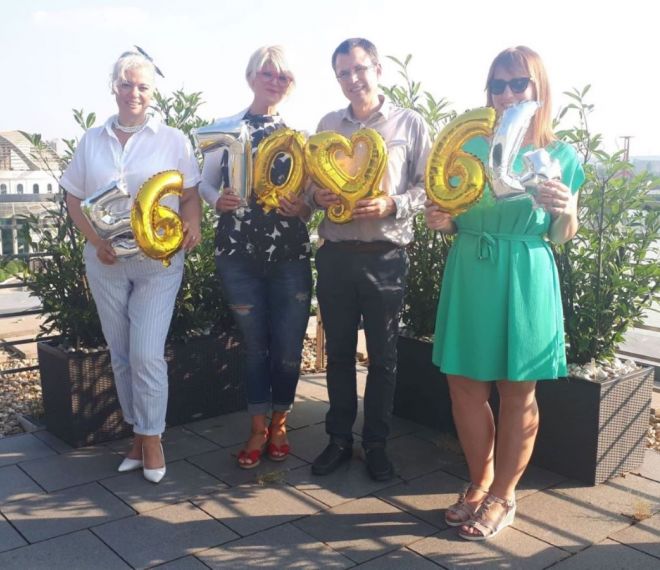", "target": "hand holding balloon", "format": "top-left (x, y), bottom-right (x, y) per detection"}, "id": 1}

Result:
top-left (93, 238), bottom-right (118, 265)
top-left (277, 194), bottom-right (308, 218)
top-left (535, 179), bottom-right (573, 217)
top-left (425, 200), bottom-right (456, 233)
top-left (352, 195), bottom-right (396, 219)
top-left (313, 187), bottom-right (341, 209)
top-left (215, 188), bottom-right (242, 213)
